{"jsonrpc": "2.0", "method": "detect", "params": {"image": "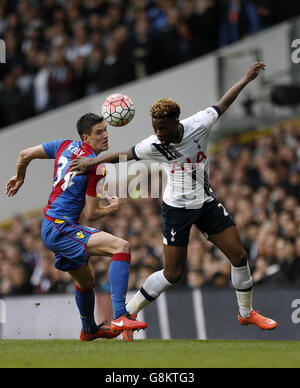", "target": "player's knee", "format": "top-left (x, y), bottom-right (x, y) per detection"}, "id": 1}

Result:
top-left (164, 268), bottom-right (184, 284)
top-left (229, 248), bottom-right (248, 268)
top-left (76, 276), bottom-right (95, 291)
